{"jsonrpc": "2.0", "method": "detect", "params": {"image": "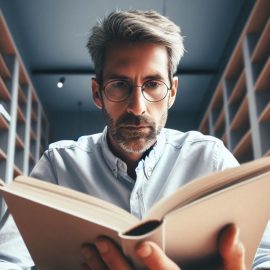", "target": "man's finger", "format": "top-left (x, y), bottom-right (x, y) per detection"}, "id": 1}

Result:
top-left (81, 244), bottom-right (108, 270)
top-left (218, 224), bottom-right (246, 270)
top-left (136, 241), bottom-right (180, 270)
top-left (95, 237), bottom-right (133, 270)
